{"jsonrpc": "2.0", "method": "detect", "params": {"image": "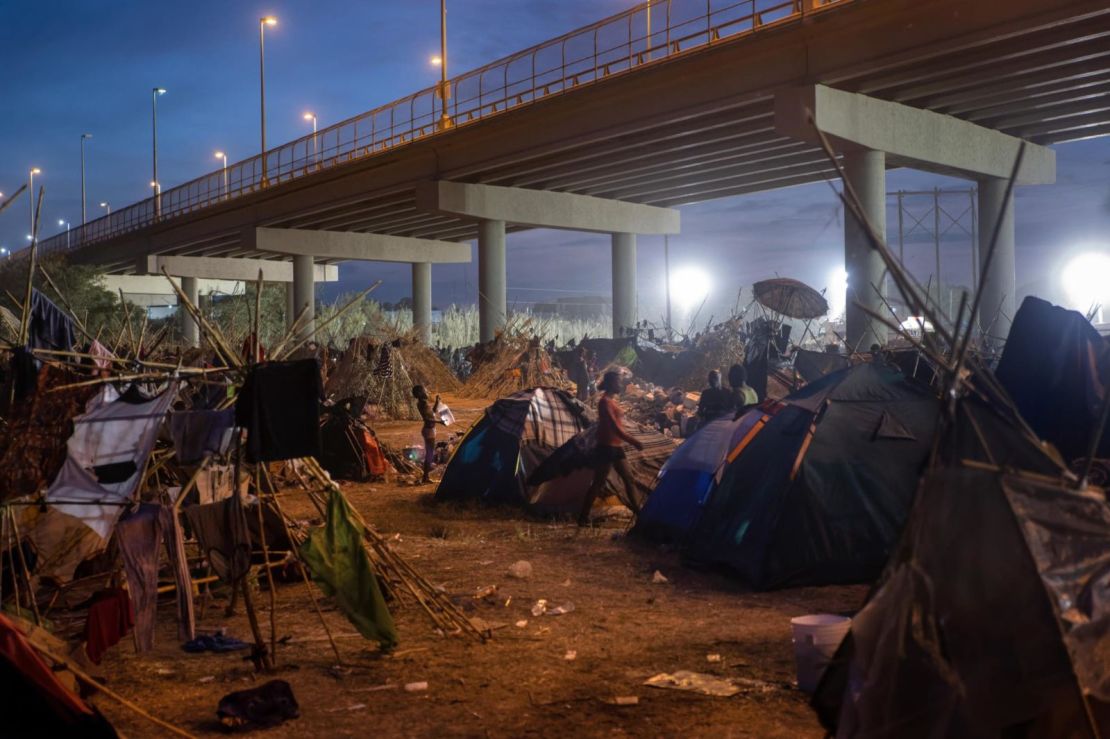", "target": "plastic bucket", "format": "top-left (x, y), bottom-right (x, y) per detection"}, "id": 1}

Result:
top-left (790, 614), bottom-right (851, 693)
